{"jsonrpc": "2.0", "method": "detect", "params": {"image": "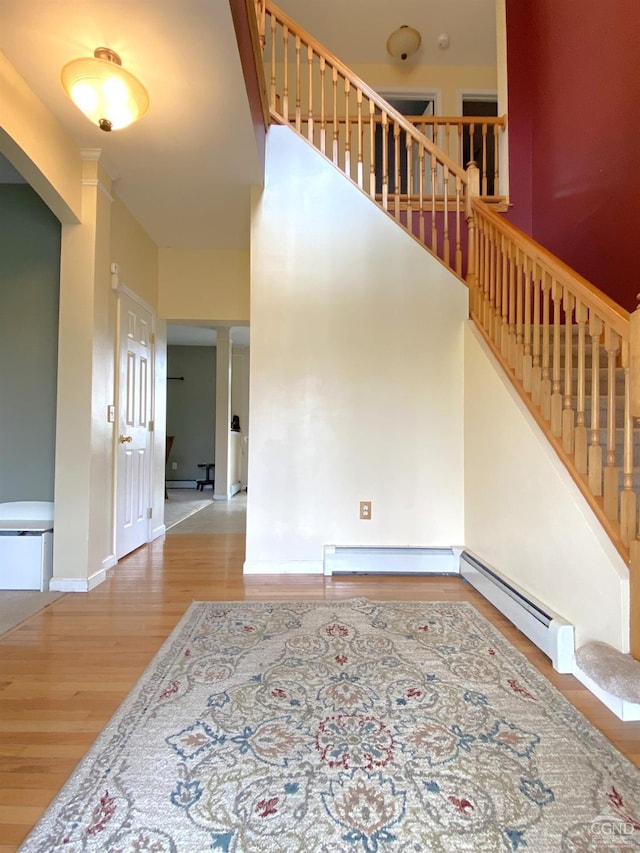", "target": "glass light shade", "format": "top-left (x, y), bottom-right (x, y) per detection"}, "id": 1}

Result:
top-left (61, 49), bottom-right (149, 131)
top-left (386, 26), bottom-right (422, 61)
